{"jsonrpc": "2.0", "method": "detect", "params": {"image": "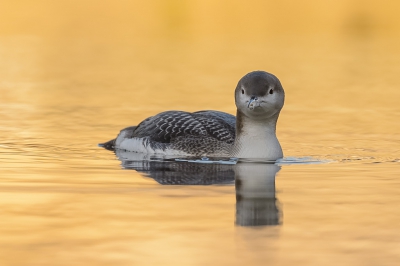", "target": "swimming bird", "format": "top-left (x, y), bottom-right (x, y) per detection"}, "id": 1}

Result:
top-left (99, 71), bottom-right (285, 160)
